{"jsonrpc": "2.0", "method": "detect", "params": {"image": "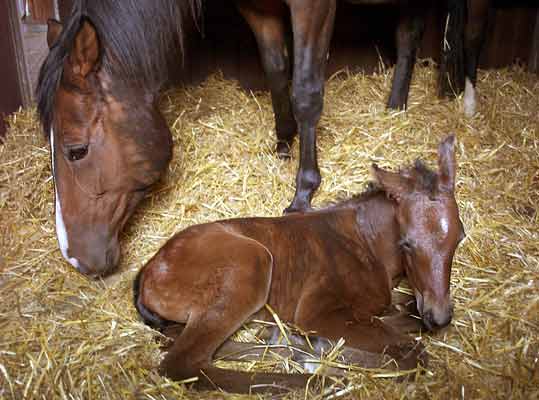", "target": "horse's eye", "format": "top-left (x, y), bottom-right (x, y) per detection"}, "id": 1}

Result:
top-left (399, 239), bottom-right (414, 253)
top-left (67, 144), bottom-right (89, 161)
